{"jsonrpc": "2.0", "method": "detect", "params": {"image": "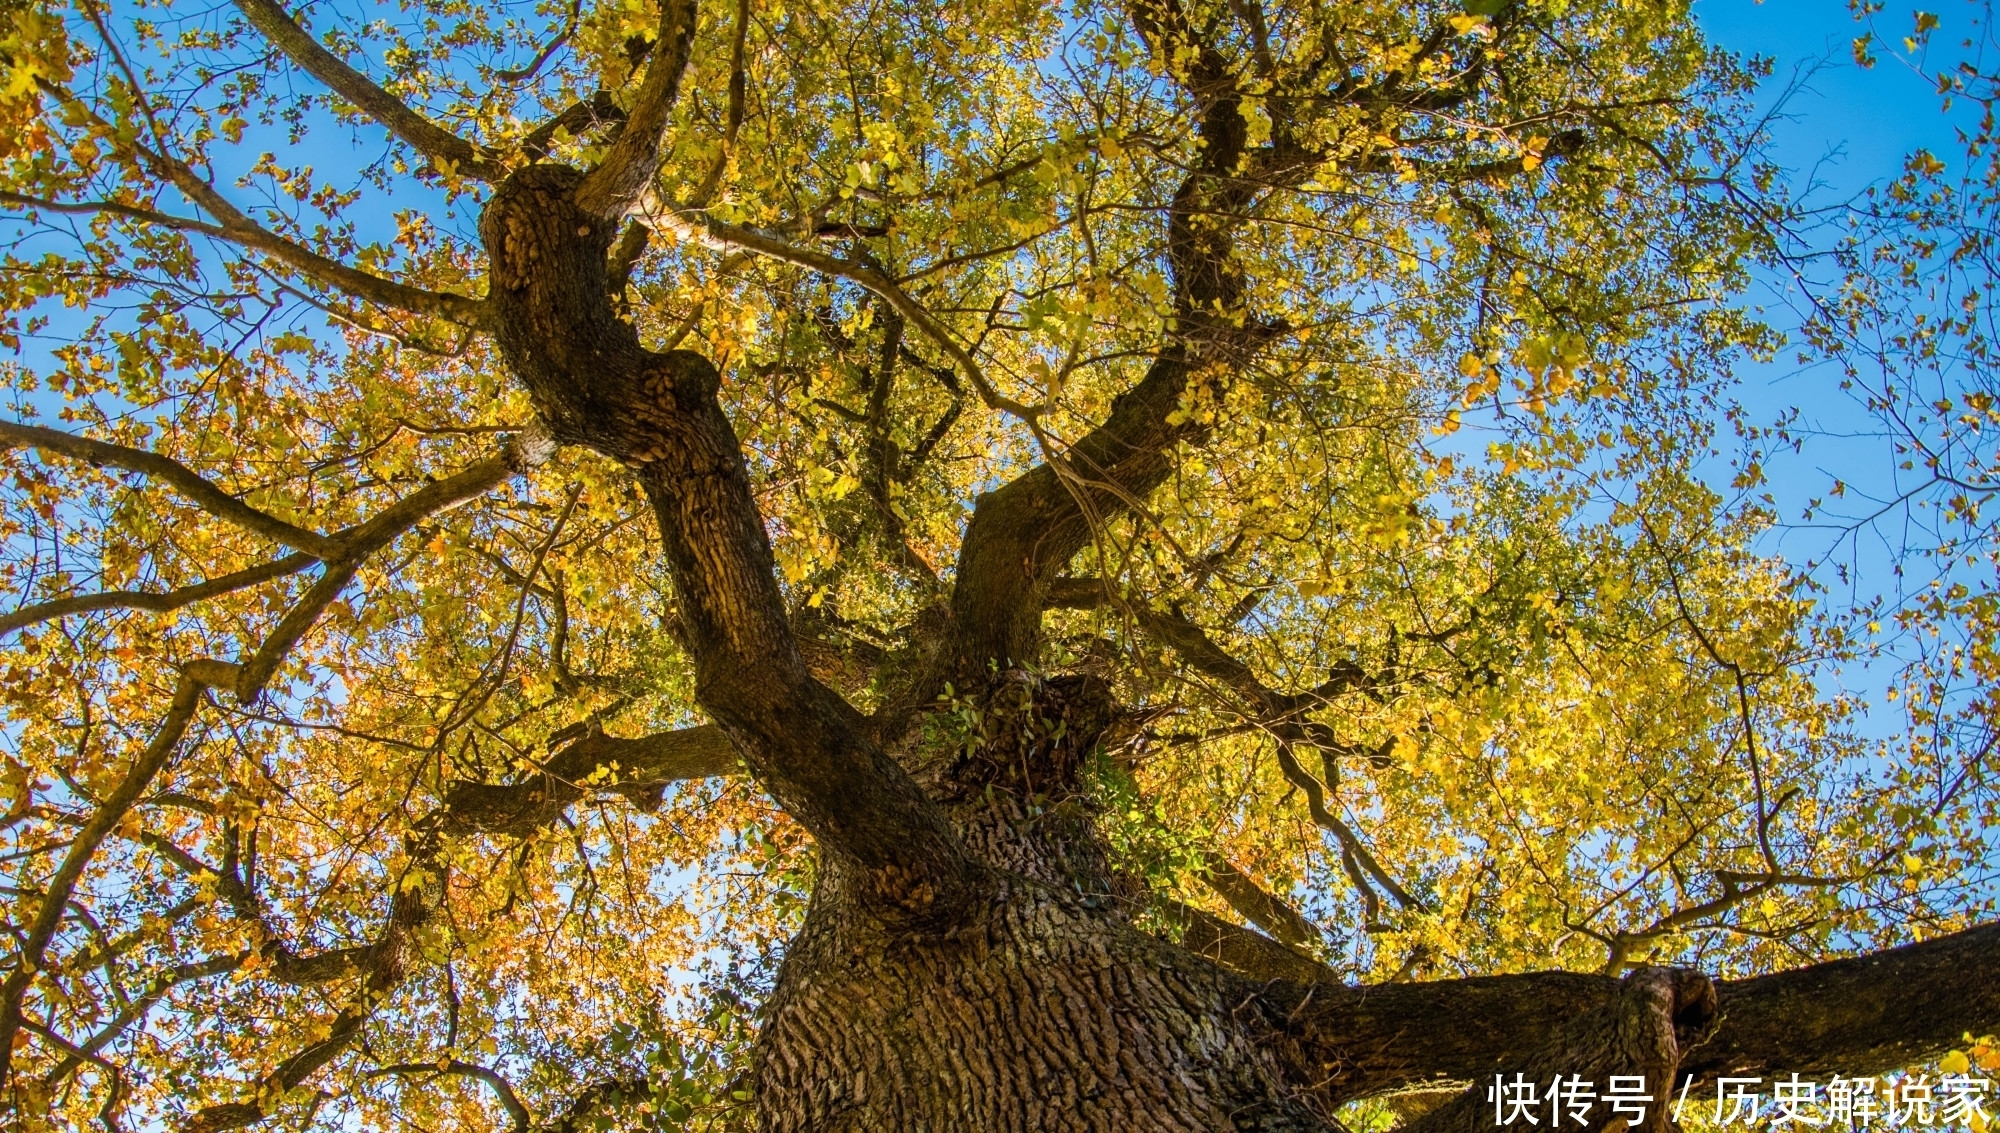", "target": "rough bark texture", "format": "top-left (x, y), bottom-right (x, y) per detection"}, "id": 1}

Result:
top-left (479, 165), bottom-right (984, 924)
top-left (1396, 968), bottom-right (1717, 1133)
top-left (458, 155), bottom-right (2000, 1133)
top-left (755, 672), bottom-right (1329, 1131)
top-left (1690, 923), bottom-right (2000, 1080)
top-left (23, 3), bottom-right (2000, 1128)
top-left (757, 865), bottom-right (1327, 1132)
